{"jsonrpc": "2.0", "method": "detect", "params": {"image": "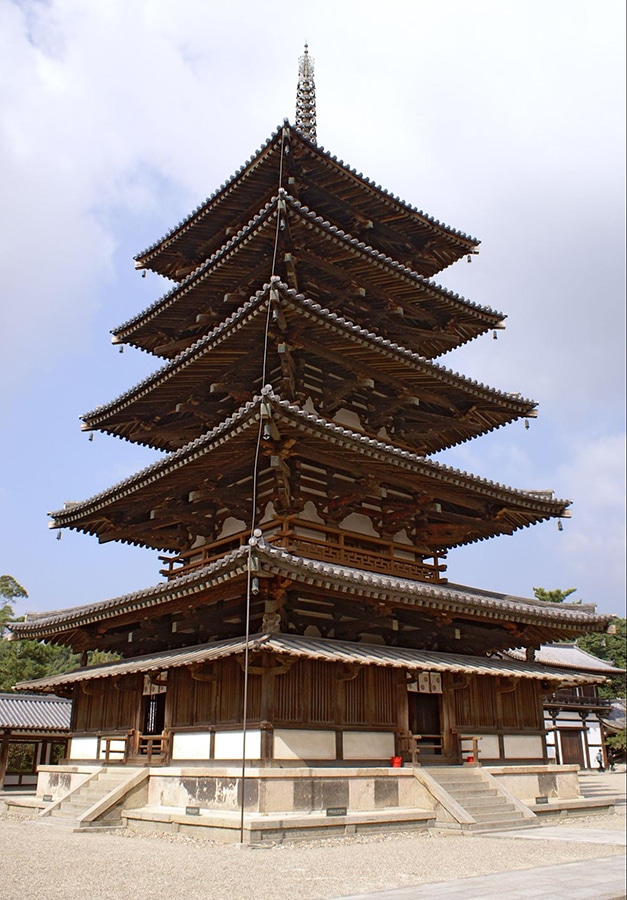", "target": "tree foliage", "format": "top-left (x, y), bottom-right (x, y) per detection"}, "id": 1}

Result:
top-left (0, 575), bottom-right (119, 692)
top-left (533, 587), bottom-right (625, 699)
top-left (578, 618), bottom-right (626, 699)
top-left (533, 587), bottom-right (579, 604)
top-left (0, 574), bottom-right (28, 631)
